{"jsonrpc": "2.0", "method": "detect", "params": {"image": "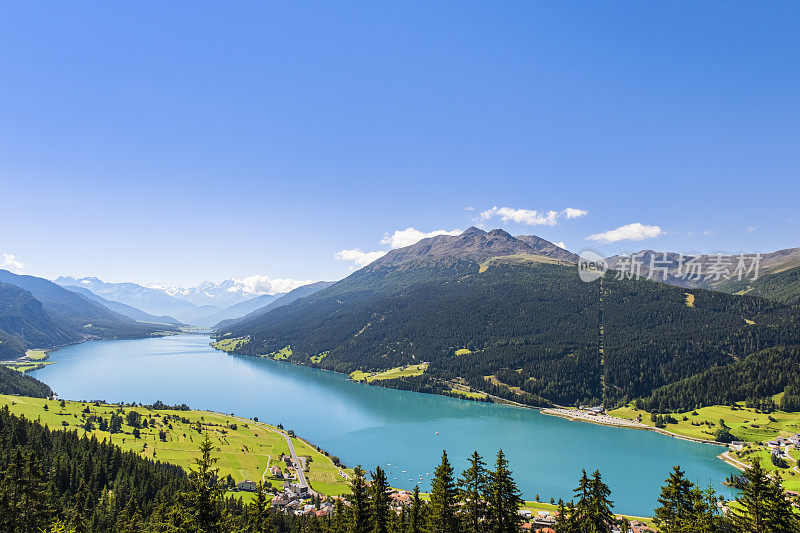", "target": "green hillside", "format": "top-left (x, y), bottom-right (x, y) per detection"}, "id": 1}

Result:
top-left (0, 365), bottom-right (53, 397)
top-left (0, 270), bottom-right (179, 358)
top-left (0, 282), bottom-right (81, 359)
top-left (217, 230), bottom-right (800, 408)
top-left (0, 395), bottom-right (351, 496)
top-left (719, 265), bottom-right (800, 306)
